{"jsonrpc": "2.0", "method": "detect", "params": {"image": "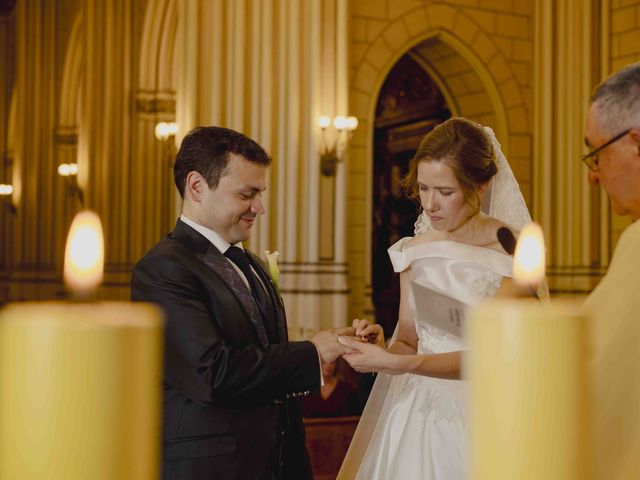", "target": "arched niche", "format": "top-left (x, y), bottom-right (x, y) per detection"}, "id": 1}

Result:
top-left (348, 8), bottom-right (521, 319)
